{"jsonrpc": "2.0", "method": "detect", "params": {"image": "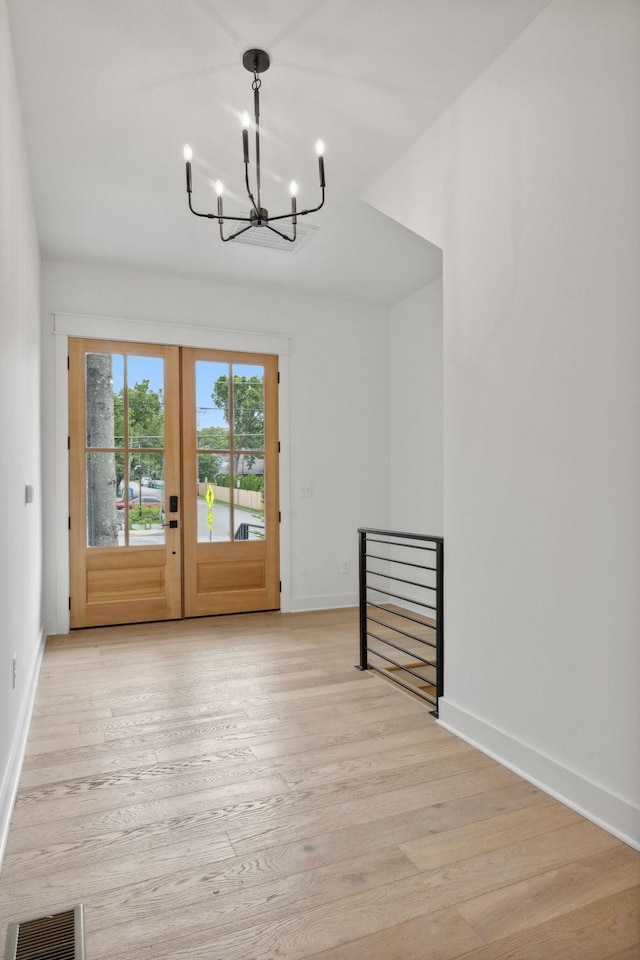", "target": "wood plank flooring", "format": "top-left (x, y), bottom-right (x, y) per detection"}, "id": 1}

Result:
top-left (0, 608), bottom-right (638, 959)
